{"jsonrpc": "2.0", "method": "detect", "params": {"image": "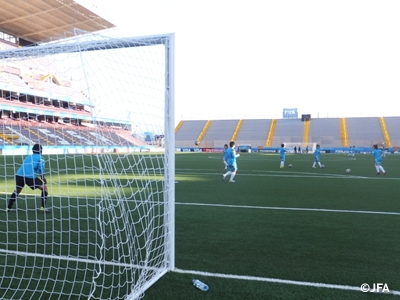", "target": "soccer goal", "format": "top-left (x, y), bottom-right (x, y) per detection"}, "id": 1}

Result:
top-left (282, 142), bottom-right (317, 153)
top-left (0, 32), bottom-right (175, 300)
